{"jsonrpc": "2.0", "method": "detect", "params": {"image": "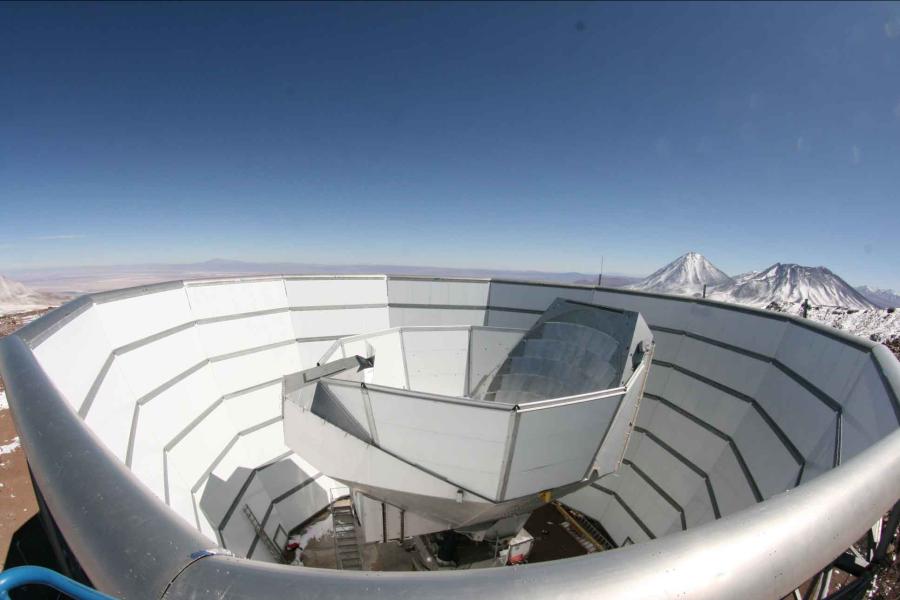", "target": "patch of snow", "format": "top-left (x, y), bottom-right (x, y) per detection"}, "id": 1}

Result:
top-left (288, 516), bottom-right (334, 566)
top-left (0, 392), bottom-right (7, 411)
top-left (767, 301), bottom-right (900, 342)
top-left (0, 436), bottom-right (20, 456)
